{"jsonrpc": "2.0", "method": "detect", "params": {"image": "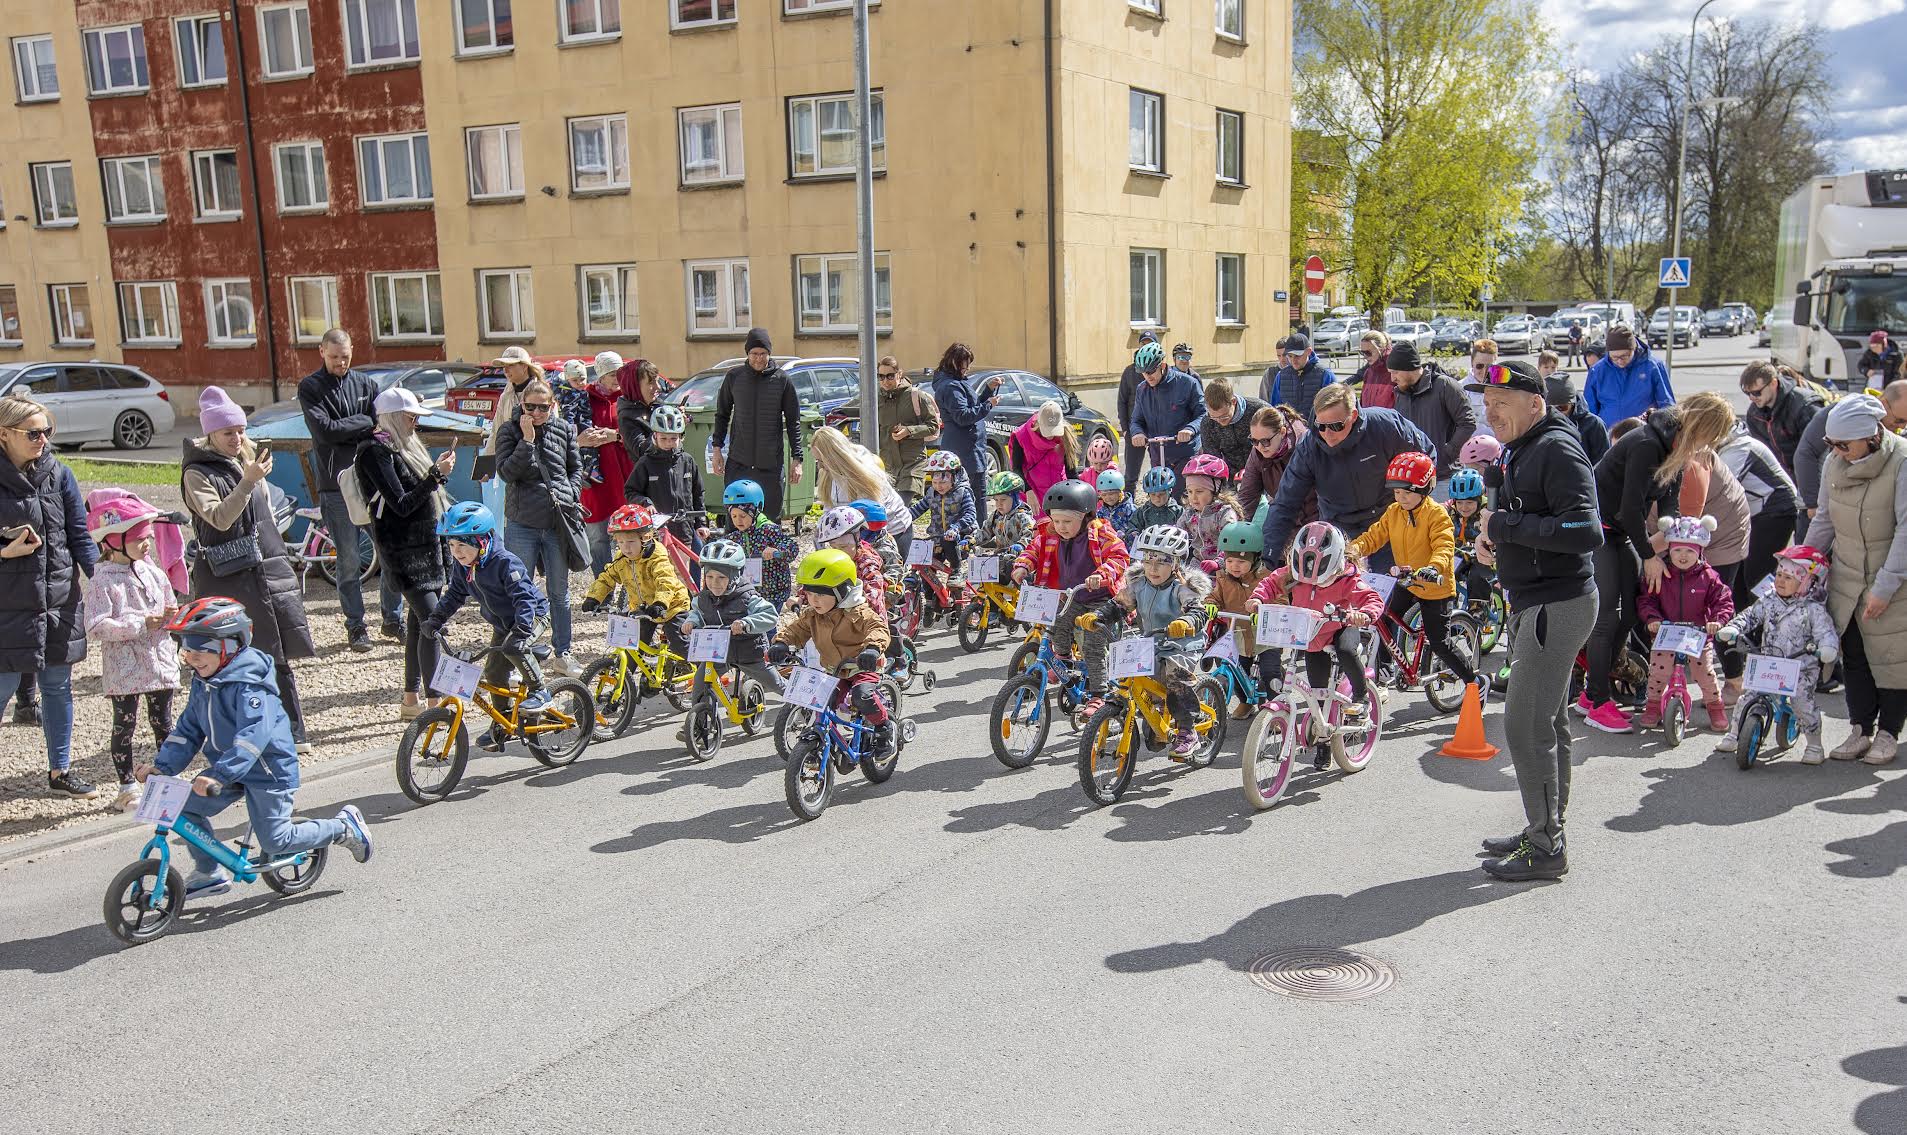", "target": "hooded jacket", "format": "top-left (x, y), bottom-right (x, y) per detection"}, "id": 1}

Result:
top-left (495, 415), bottom-right (583, 532)
top-left (0, 452), bottom-right (93, 673)
top-left (181, 436), bottom-right (315, 664)
top-left (586, 542), bottom-right (691, 617)
top-left (920, 478), bottom-right (977, 541)
top-left (1132, 368), bottom-right (1208, 468)
top-left (1717, 432), bottom-right (1800, 519)
top-left (875, 379), bottom-right (941, 496)
top-left (1116, 562), bottom-right (1212, 638)
top-left (1013, 515), bottom-right (1131, 591)
top-left (1200, 394), bottom-right (1269, 476)
top-left (1722, 587), bottom-right (1838, 663)
top-left (1262, 356), bottom-right (1338, 423)
top-left (1593, 409), bottom-right (1681, 562)
top-left (1744, 376), bottom-right (1824, 473)
top-left (777, 584), bottom-right (891, 672)
top-left (1009, 419), bottom-right (1079, 512)
top-left (1583, 338), bottom-right (1675, 427)
top-left (1637, 558), bottom-right (1734, 629)
top-left (84, 558), bottom-right (178, 697)
top-left (980, 499), bottom-right (1035, 553)
top-left (727, 518), bottom-right (800, 610)
top-left (686, 580), bottom-right (777, 665)
top-left (425, 537), bottom-right (549, 640)
top-left (154, 647), bottom-right (298, 790)
top-left (353, 436), bottom-right (449, 595)
top-left (584, 383), bottom-right (636, 526)
top-left (1261, 407), bottom-right (1436, 558)
top-left (626, 444), bottom-right (705, 521)
top-left (713, 360), bottom-right (804, 470)
top-left (1393, 364), bottom-right (1476, 478)
top-left (1564, 403), bottom-right (1612, 466)
top-left (932, 367), bottom-right (999, 463)
top-left (1486, 411), bottom-right (1603, 608)
top-left (1237, 408), bottom-right (1315, 524)
top-left (1250, 566), bottom-right (1384, 653)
